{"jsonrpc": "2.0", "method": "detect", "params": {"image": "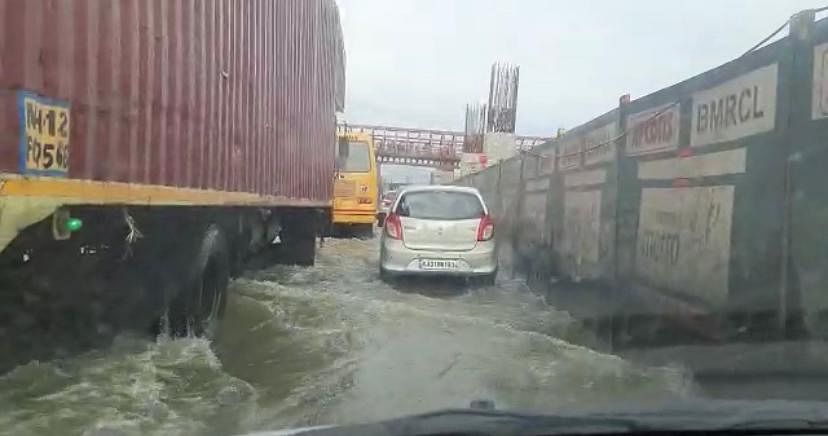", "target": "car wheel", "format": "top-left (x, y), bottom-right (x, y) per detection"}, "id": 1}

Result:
top-left (280, 218), bottom-right (317, 266)
top-left (283, 231), bottom-right (316, 266)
